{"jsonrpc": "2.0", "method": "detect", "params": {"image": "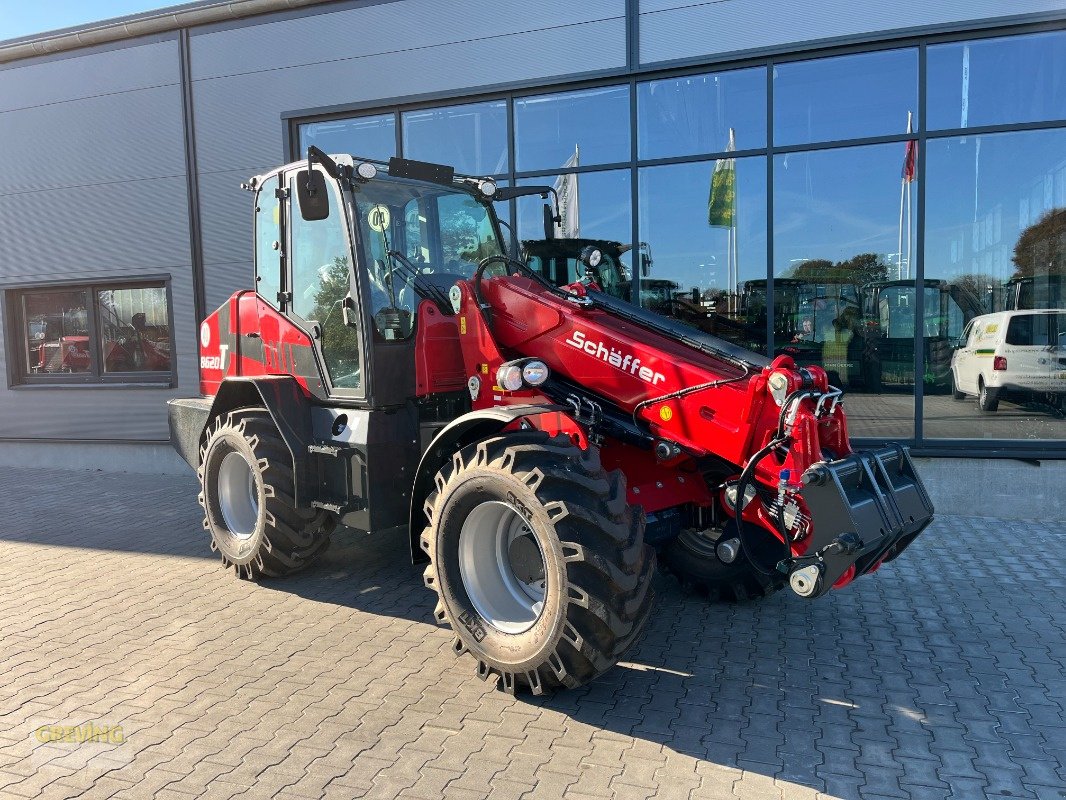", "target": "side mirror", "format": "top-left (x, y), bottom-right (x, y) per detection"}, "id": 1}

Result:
top-left (296, 169), bottom-right (330, 221)
top-left (341, 295), bottom-right (357, 327)
top-left (542, 203), bottom-right (555, 239)
top-left (641, 253), bottom-right (652, 277)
